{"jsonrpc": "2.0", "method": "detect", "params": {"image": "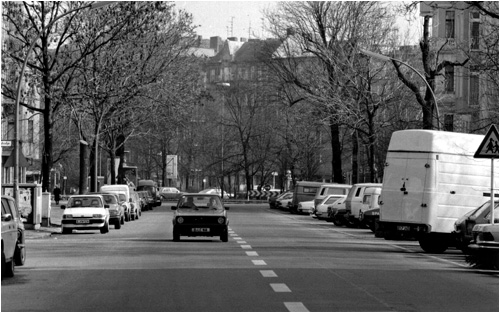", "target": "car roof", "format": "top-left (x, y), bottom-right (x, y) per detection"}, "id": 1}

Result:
top-left (181, 193), bottom-right (221, 197)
